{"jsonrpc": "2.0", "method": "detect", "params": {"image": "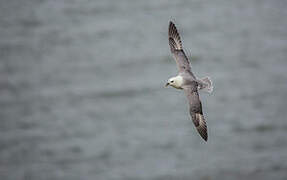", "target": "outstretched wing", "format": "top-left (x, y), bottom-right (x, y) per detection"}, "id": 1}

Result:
top-left (183, 86), bottom-right (208, 141)
top-left (168, 21), bottom-right (191, 73)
